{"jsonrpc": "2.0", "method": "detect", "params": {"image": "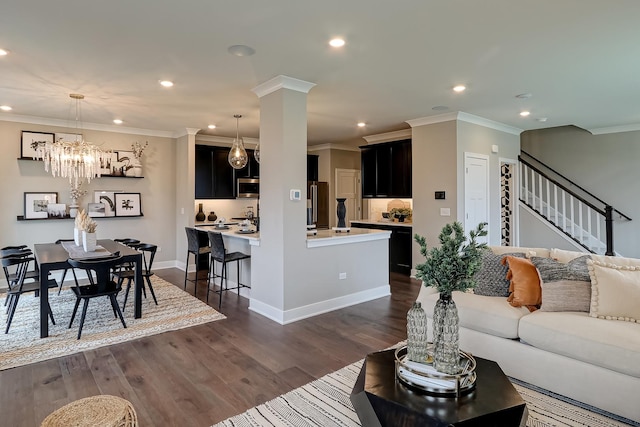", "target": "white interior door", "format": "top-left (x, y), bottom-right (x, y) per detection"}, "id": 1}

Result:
top-left (335, 168), bottom-right (361, 227)
top-left (464, 153), bottom-right (489, 243)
